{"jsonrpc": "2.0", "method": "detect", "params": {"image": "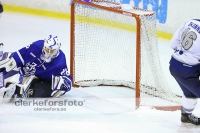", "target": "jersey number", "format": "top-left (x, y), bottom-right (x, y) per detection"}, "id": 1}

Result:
top-left (181, 28), bottom-right (197, 50)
